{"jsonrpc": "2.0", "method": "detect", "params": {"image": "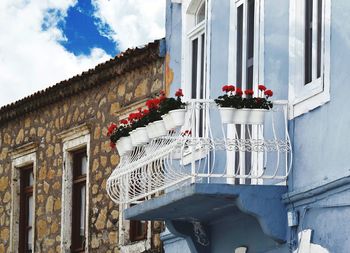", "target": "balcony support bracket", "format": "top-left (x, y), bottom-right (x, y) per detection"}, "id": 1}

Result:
top-left (125, 184), bottom-right (288, 242)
